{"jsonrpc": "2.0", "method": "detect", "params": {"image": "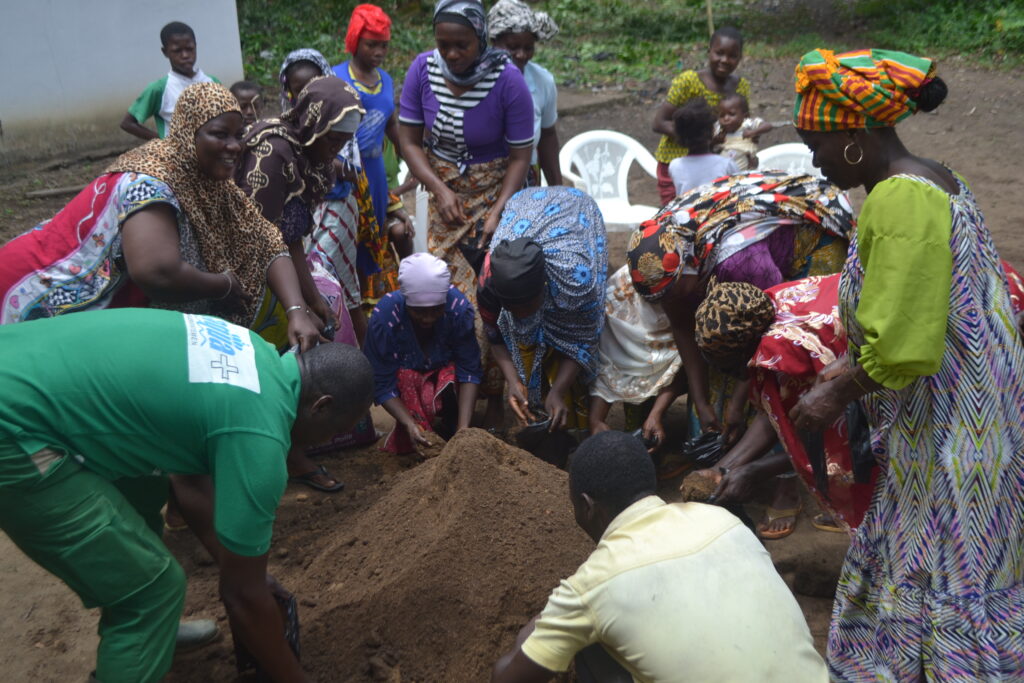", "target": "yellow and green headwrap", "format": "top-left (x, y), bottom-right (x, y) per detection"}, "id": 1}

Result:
top-left (793, 48), bottom-right (936, 131)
